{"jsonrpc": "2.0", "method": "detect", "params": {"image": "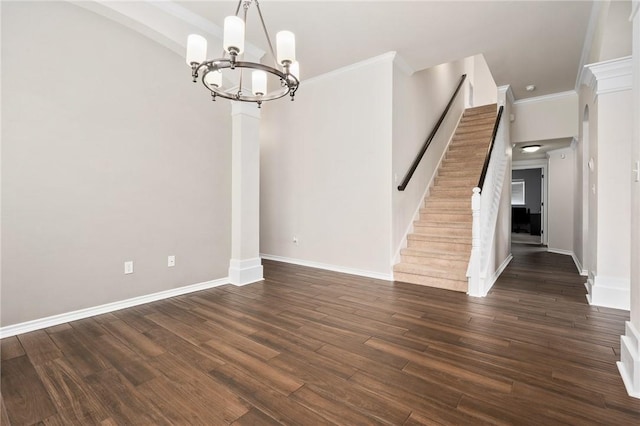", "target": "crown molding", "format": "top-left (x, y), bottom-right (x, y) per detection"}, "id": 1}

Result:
top-left (497, 85), bottom-right (515, 105)
top-left (576, 1), bottom-right (604, 91)
top-left (583, 56), bottom-right (633, 99)
top-left (513, 90), bottom-right (577, 106)
top-left (392, 52), bottom-right (415, 76)
top-left (303, 51), bottom-right (397, 86)
top-left (71, 0), bottom-right (264, 62)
